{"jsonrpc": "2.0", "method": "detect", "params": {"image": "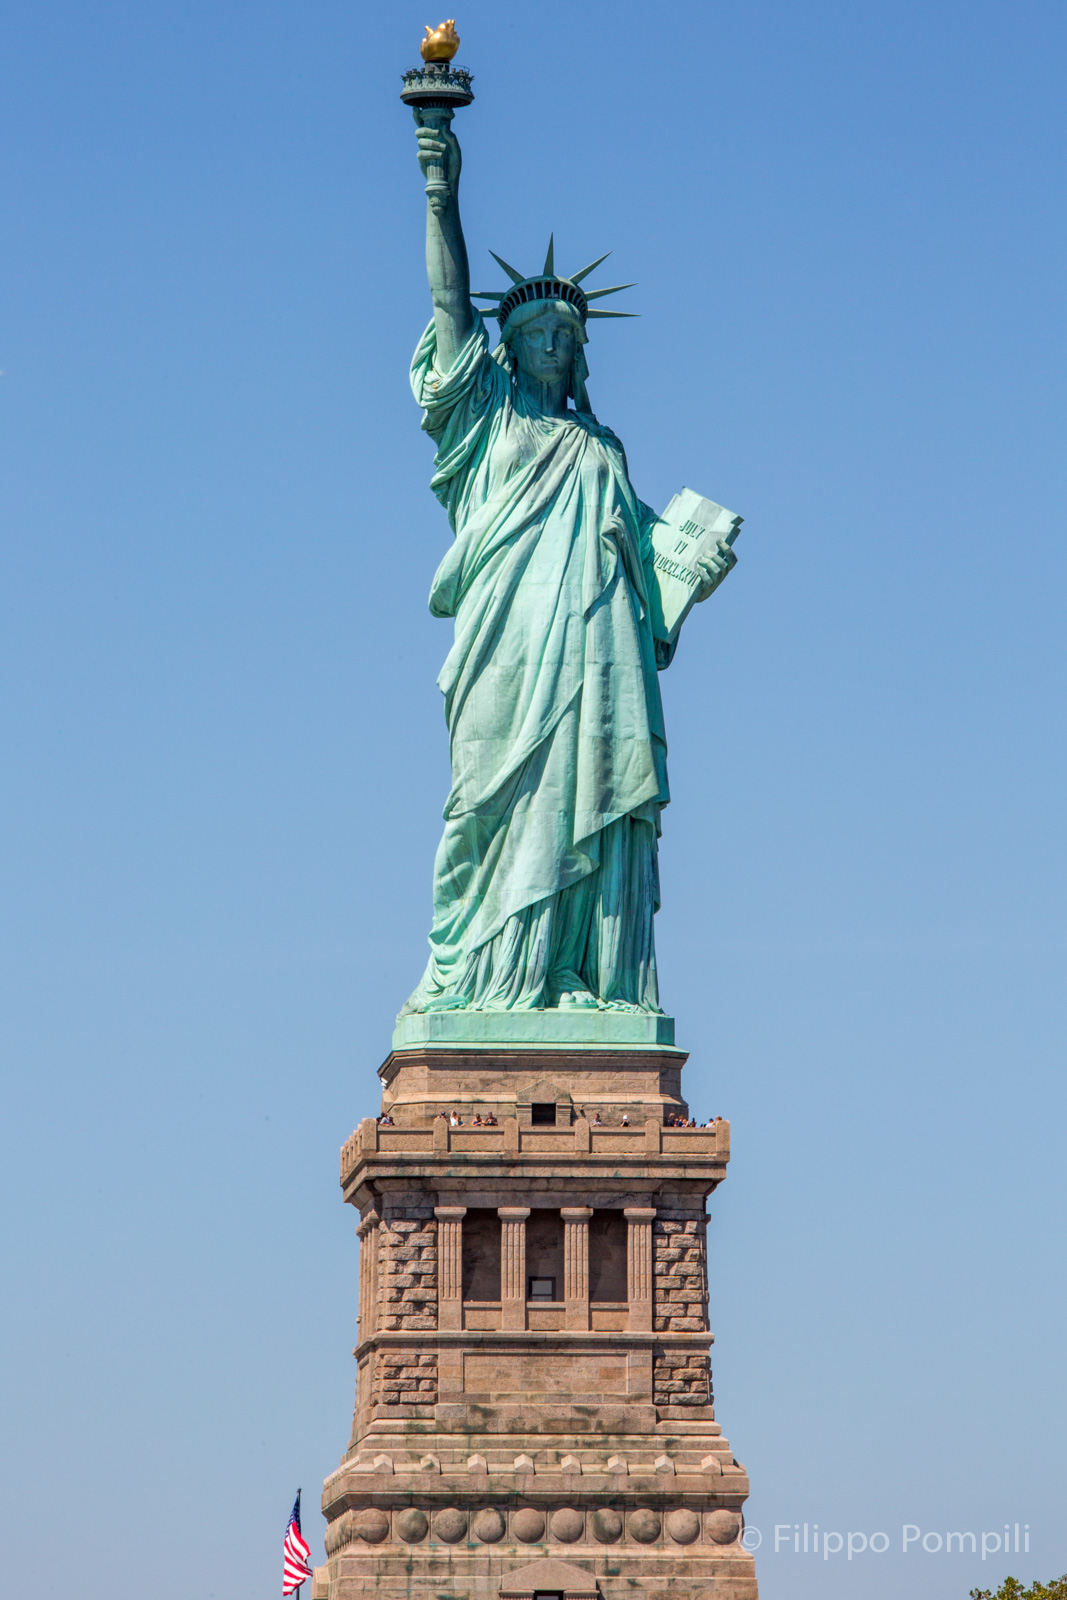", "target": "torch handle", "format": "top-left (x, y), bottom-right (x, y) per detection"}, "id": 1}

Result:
top-left (415, 106), bottom-right (455, 212)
